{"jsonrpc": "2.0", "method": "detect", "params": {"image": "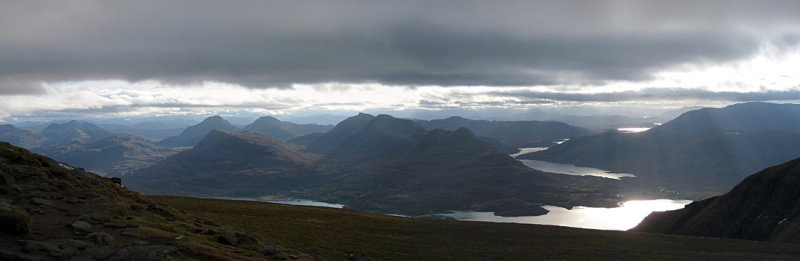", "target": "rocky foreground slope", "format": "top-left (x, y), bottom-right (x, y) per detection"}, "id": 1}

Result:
top-left (0, 142), bottom-right (309, 260)
top-left (634, 157), bottom-right (800, 243)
